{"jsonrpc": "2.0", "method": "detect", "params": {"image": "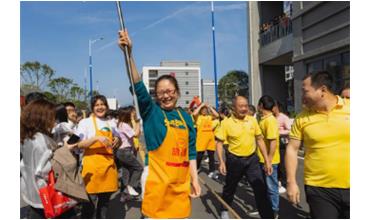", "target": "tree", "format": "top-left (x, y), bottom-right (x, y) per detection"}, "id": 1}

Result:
top-left (70, 85), bottom-right (85, 101)
top-left (43, 91), bottom-right (57, 103)
top-left (218, 70), bottom-right (249, 108)
top-left (48, 77), bottom-right (74, 103)
top-left (20, 61), bottom-right (55, 90)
